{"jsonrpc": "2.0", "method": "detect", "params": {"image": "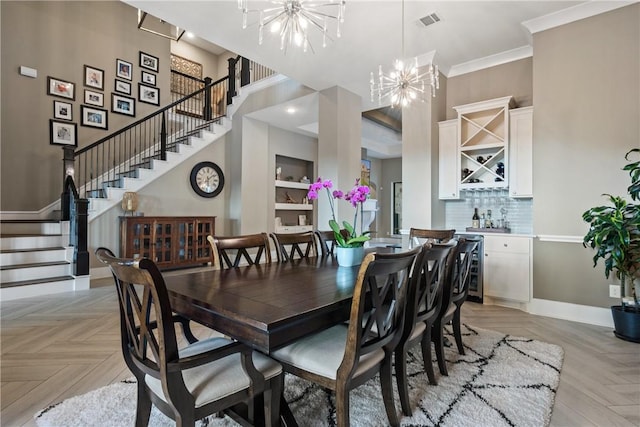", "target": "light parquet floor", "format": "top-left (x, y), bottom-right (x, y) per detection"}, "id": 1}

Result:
top-left (1, 272), bottom-right (639, 427)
